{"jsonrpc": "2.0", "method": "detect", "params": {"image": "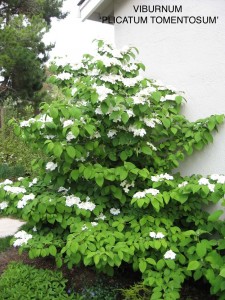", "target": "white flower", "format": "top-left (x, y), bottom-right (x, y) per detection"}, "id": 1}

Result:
top-left (208, 183), bottom-right (215, 193)
top-left (217, 176), bottom-right (225, 184)
top-left (13, 230), bottom-right (32, 247)
top-left (107, 129), bottom-right (117, 138)
top-left (65, 195), bottom-right (81, 207)
top-left (56, 72), bottom-right (72, 80)
top-left (0, 179), bottom-right (13, 186)
top-left (91, 222), bottom-right (98, 227)
top-left (164, 250), bottom-right (176, 260)
top-left (95, 213), bottom-right (106, 221)
top-left (122, 76), bottom-right (142, 87)
top-left (44, 135), bottom-right (55, 140)
top-left (101, 74), bottom-right (122, 84)
top-left (128, 126), bottom-right (146, 137)
top-left (17, 193), bottom-right (35, 208)
top-left (63, 120), bottom-right (74, 128)
top-left (0, 201), bottom-right (8, 210)
top-left (142, 118), bottom-right (162, 128)
top-left (33, 226), bottom-right (37, 232)
top-left (198, 178), bottom-right (209, 185)
top-left (78, 201), bottom-right (96, 211)
top-left (210, 174), bottom-right (220, 181)
top-left (29, 178), bottom-right (38, 187)
top-left (178, 181), bottom-right (188, 188)
top-left (66, 131), bottom-right (76, 141)
top-left (94, 85), bottom-right (113, 102)
top-left (133, 191), bottom-right (146, 199)
top-left (149, 232), bottom-right (157, 238)
top-left (151, 173), bottom-right (173, 182)
top-left (149, 231), bottom-right (165, 239)
top-left (20, 120), bottom-right (30, 127)
top-left (156, 232), bottom-right (165, 239)
top-left (146, 142), bottom-right (157, 151)
top-left (38, 114), bottom-right (53, 123)
top-left (126, 109), bottom-right (135, 118)
top-left (110, 208), bottom-right (120, 215)
top-left (58, 187), bottom-right (69, 193)
top-left (4, 186), bottom-right (26, 194)
top-left (46, 162), bottom-right (57, 171)
top-left (17, 177), bottom-right (24, 181)
top-left (138, 86), bottom-right (156, 96)
top-left (71, 88), bottom-right (77, 96)
top-left (82, 225), bottom-right (88, 231)
top-left (95, 107), bottom-right (103, 115)
top-left (145, 188), bottom-right (160, 196)
top-left (132, 96), bottom-right (146, 105)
